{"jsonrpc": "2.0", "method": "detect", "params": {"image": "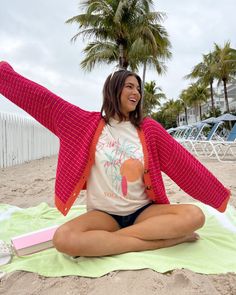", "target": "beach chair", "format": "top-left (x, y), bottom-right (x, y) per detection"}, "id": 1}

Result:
top-left (175, 125), bottom-right (193, 143)
top-left (202, 122), bottom-right (236, 162)
top-left (181, 123), bottom-right (207, 149)
top-left (167, 127), bottom-right (176, 134)
top-left (173, 126), bottom-right (189, 140)
top-left (183, 121), bottom-right (224, 155)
